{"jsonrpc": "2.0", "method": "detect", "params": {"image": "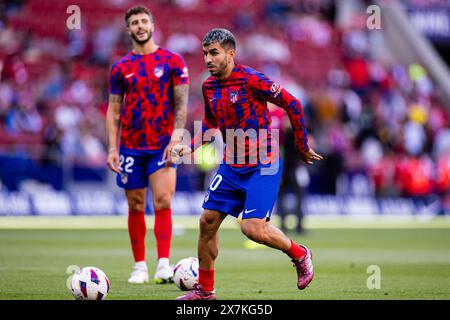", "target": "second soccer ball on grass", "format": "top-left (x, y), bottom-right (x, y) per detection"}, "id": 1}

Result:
top-left (172, 257), bottom-right (199, 291)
